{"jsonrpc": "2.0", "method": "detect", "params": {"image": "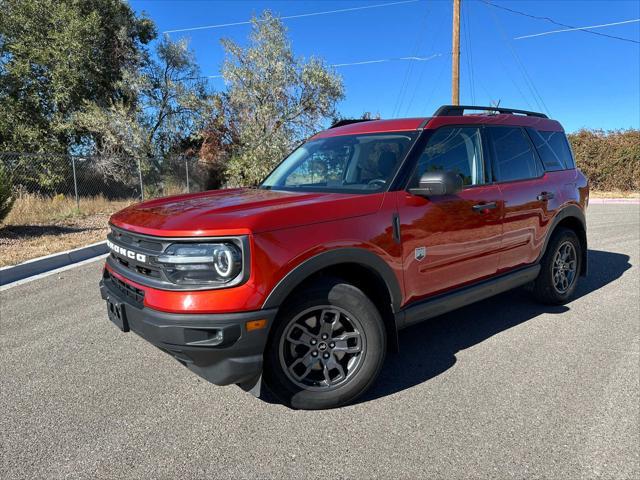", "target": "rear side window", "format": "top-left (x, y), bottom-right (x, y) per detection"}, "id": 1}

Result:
top-left (528, 129), bottom-right (575, 170)
top-left (488, 127), bottom-right (541, 182)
